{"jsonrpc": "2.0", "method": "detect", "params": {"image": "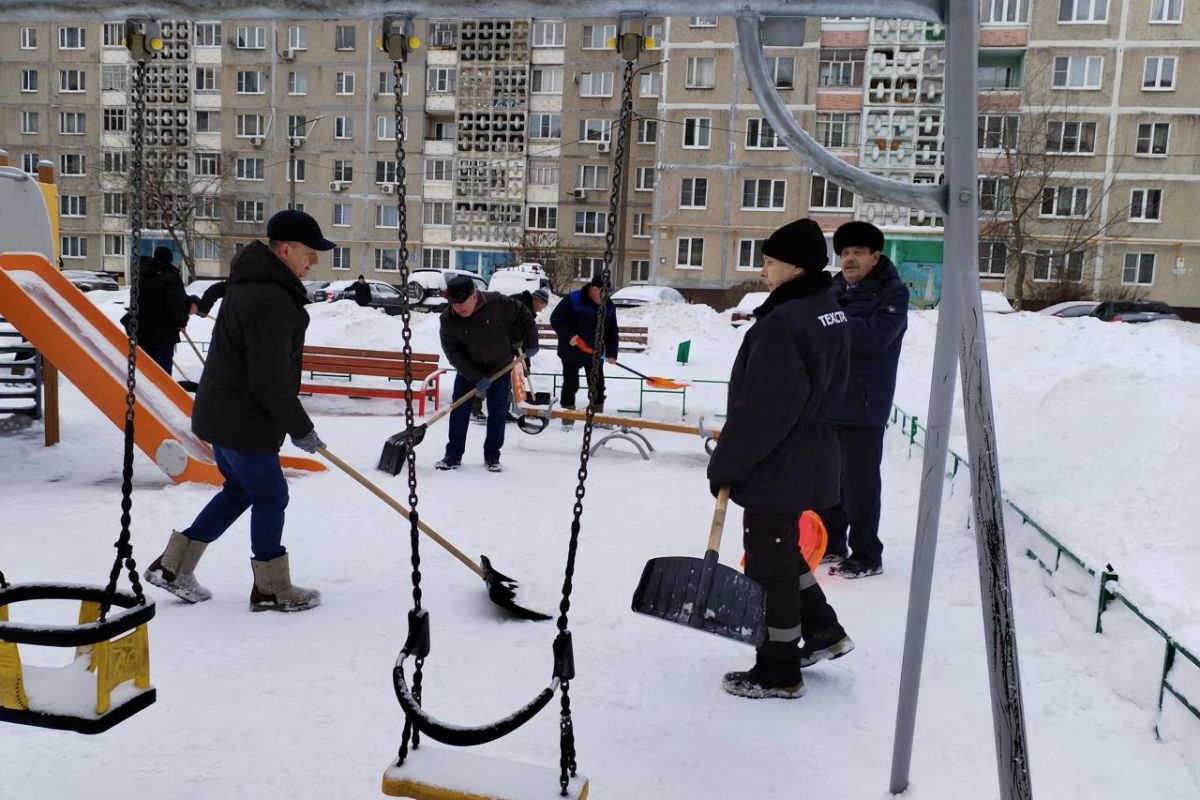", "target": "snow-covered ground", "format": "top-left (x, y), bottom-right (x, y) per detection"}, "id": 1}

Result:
top-left (2, 293), bottom-right (1197, 799)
